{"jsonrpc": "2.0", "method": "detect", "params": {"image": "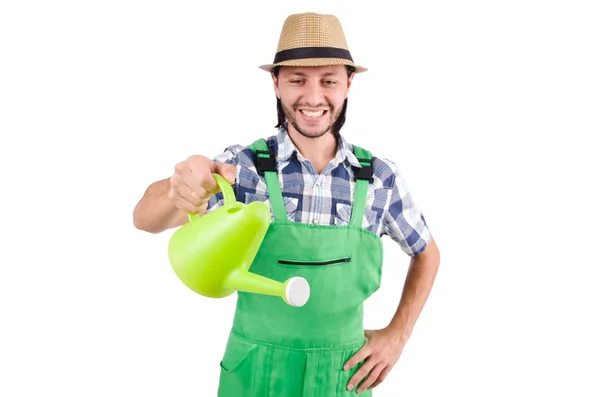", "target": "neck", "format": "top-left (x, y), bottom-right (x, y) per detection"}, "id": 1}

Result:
top-left (287, 127), bottom-right (337, 174)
